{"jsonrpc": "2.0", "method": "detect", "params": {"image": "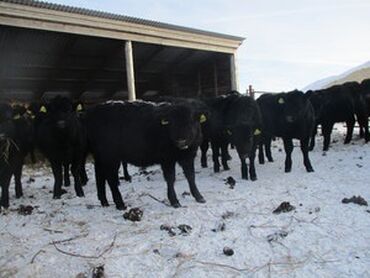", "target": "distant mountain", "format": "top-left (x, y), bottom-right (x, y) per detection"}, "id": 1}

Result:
top-left (303, 61), bottom-right (370, 91)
